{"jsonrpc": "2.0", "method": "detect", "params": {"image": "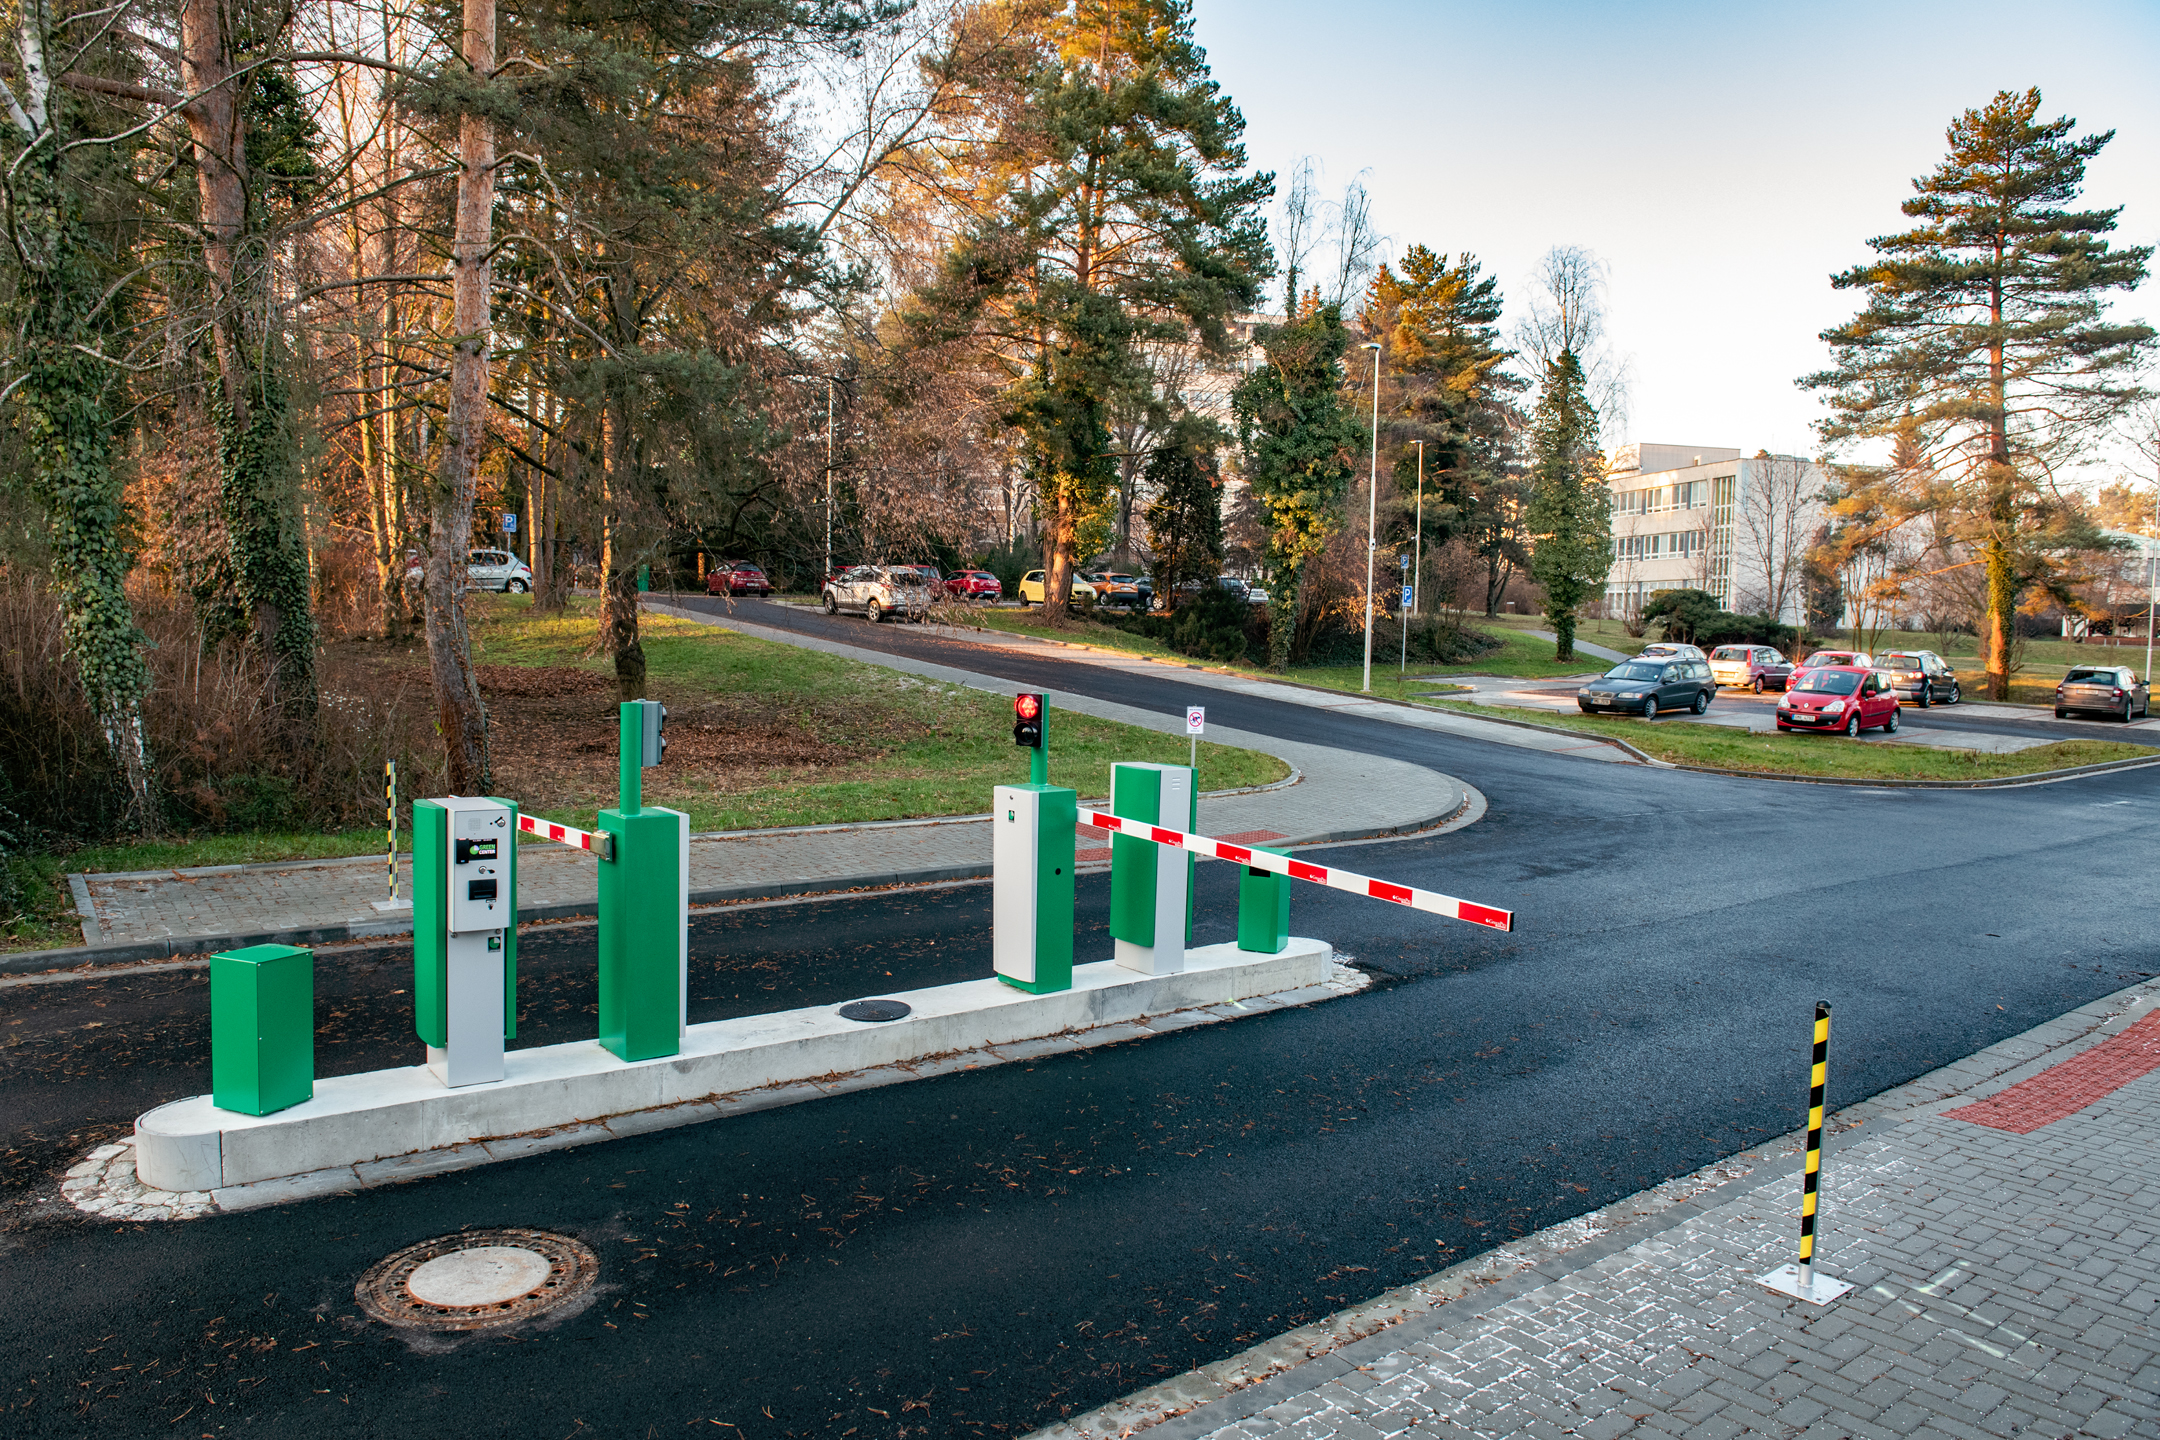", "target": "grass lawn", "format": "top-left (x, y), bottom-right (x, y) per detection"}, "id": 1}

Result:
top-left (25, 598), bottom-right (1286, 911)
top-left (953, 604), bottom-right (1617, 686)
top-left (1427, 699), bottom-right (2154, 782)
